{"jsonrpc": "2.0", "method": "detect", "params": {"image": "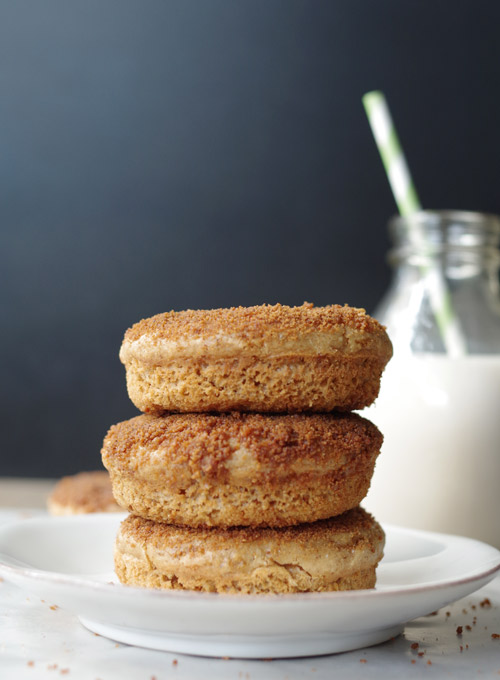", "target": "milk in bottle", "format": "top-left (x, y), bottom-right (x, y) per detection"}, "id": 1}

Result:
top-left (363, 211), bottom-right (500, 548)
